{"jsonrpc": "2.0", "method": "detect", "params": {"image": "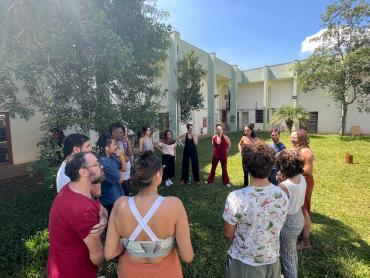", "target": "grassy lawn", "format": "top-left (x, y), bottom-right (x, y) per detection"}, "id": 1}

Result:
top-left (0, 132), bottom-right (369, 277)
